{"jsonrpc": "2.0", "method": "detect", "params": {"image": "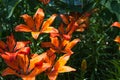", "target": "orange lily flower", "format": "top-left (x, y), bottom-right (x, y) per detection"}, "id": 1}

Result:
top-left (111, 22), bottom-right (120, 28)
top-left (60, 9), bottom-right (97, 32)
top-left (0, 34), bottom-right (30, 54)
top-left (114, 36), bottom-right (120, 44)
top-left (58, 16), bottom-right (78, 39)
top-left (47, 53), bottom-right (76, 80)
top-left (39, 0), bottom-right (50, 5)
top-left (1, 50), bottom-right (51, 80)
top-left (15, 8), bottom-right (58, 39)
top-left (41, 36), bottom-right (80, 54)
